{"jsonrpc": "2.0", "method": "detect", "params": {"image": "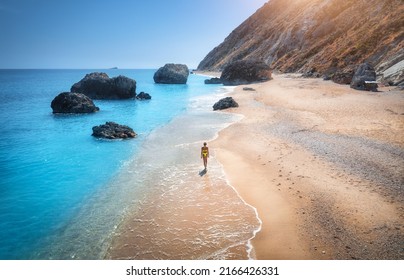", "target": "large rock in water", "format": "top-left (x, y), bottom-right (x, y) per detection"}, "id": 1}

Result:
top-left (51, 92), bottom-right (99, 114)
top-left (213, 97), bottom-right (239, 111)
top-left (153, 64), bottom-right (189, 84)
top-left (71, 72), bottom-right (136, 99)
top-left (350, 63), bottom-right (378, 91)
top-left (220, 60), bottom-right (272, 86)
top-left (92, 122), bottom-right (136, 139)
